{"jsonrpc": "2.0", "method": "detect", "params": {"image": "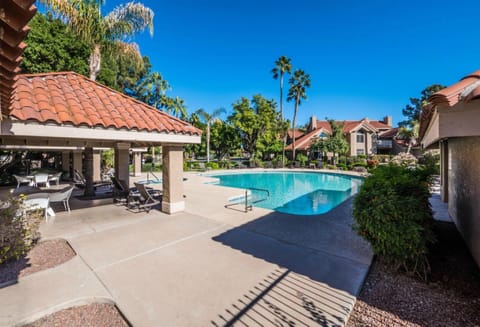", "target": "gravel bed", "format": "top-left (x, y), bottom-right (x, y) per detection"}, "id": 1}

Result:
top-left (347, 222), bottom-right (480, 327)
top-left (23, 303), bottom-right (129, 327)
top-left (0, 239), bottom-right (76, 284)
